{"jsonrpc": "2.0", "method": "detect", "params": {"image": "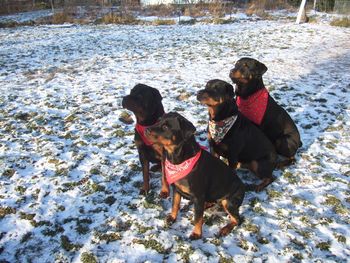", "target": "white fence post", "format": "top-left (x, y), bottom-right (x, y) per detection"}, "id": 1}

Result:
top-left (296, 0), bottom-right (307, 24)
